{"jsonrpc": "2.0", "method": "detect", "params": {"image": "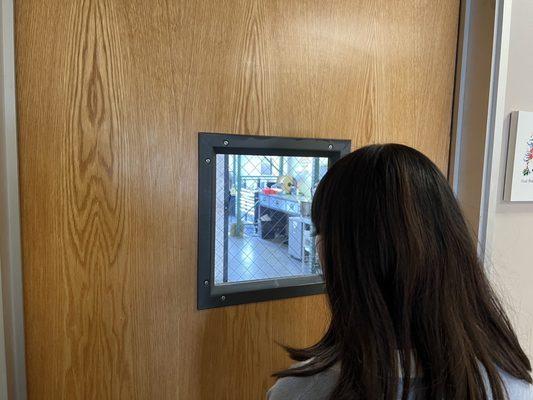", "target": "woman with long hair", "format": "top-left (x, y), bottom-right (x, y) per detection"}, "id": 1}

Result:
top-left (268, 144), bottom-right (532, 399)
